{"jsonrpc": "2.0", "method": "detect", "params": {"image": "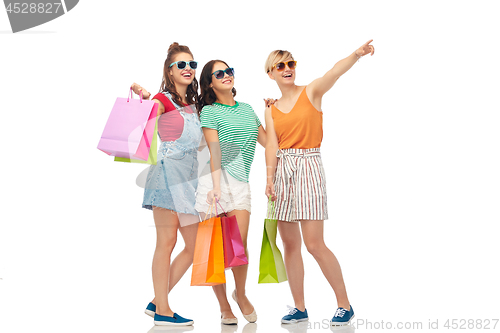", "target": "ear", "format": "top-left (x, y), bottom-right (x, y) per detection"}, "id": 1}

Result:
top-left (267, 71), bottom-right (275, 81)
